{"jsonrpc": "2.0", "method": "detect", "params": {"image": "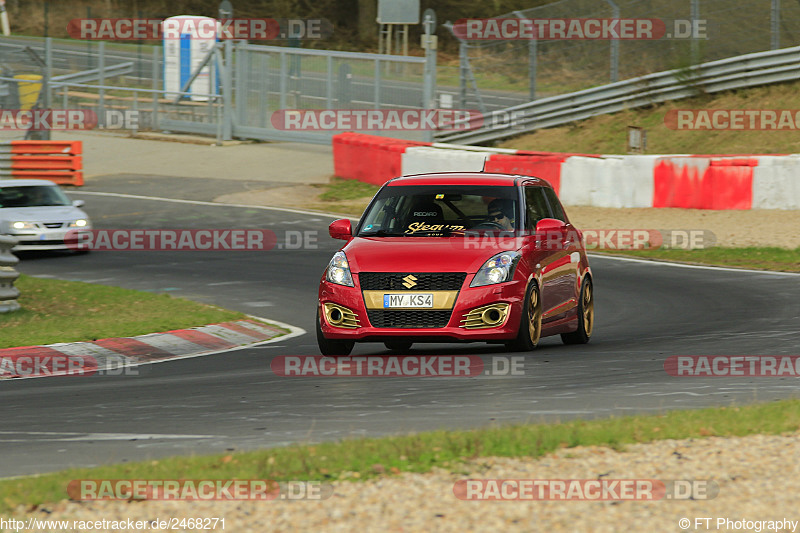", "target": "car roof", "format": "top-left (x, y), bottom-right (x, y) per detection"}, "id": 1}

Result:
top-left (387, 172), bottom-right (550, 187)
top-left (0, 179), bottom-right (61, 187)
